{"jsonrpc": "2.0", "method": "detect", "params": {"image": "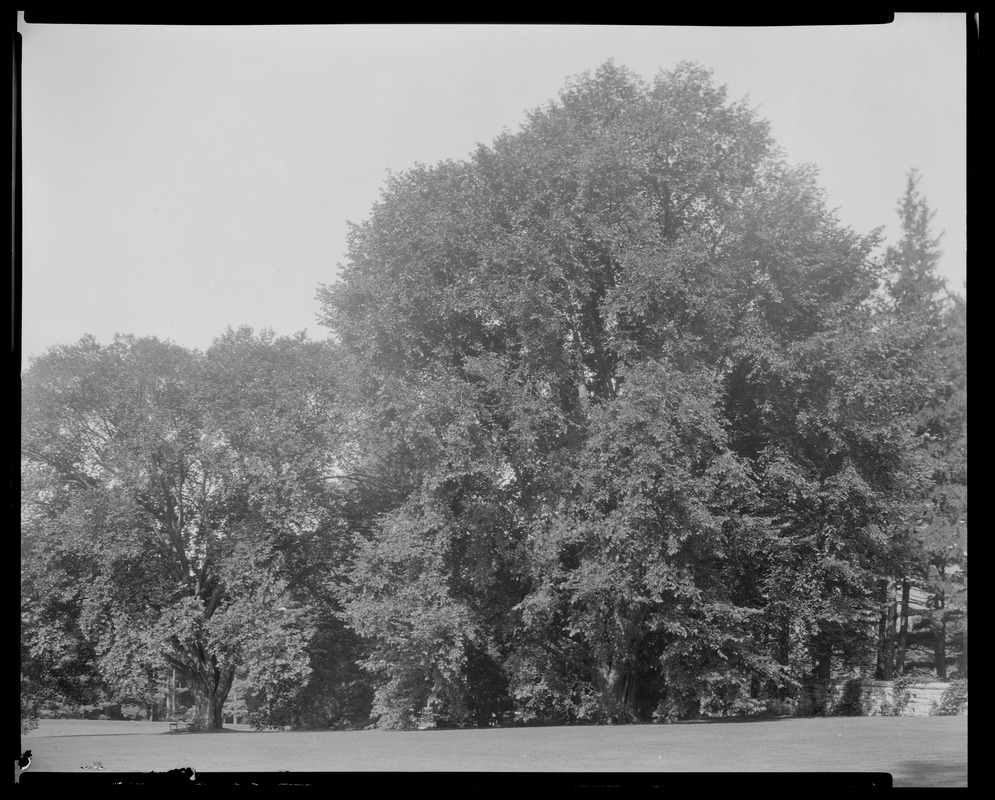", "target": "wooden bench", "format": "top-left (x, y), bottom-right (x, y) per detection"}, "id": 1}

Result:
top-left (169, 720), bottom-right (196, 732)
